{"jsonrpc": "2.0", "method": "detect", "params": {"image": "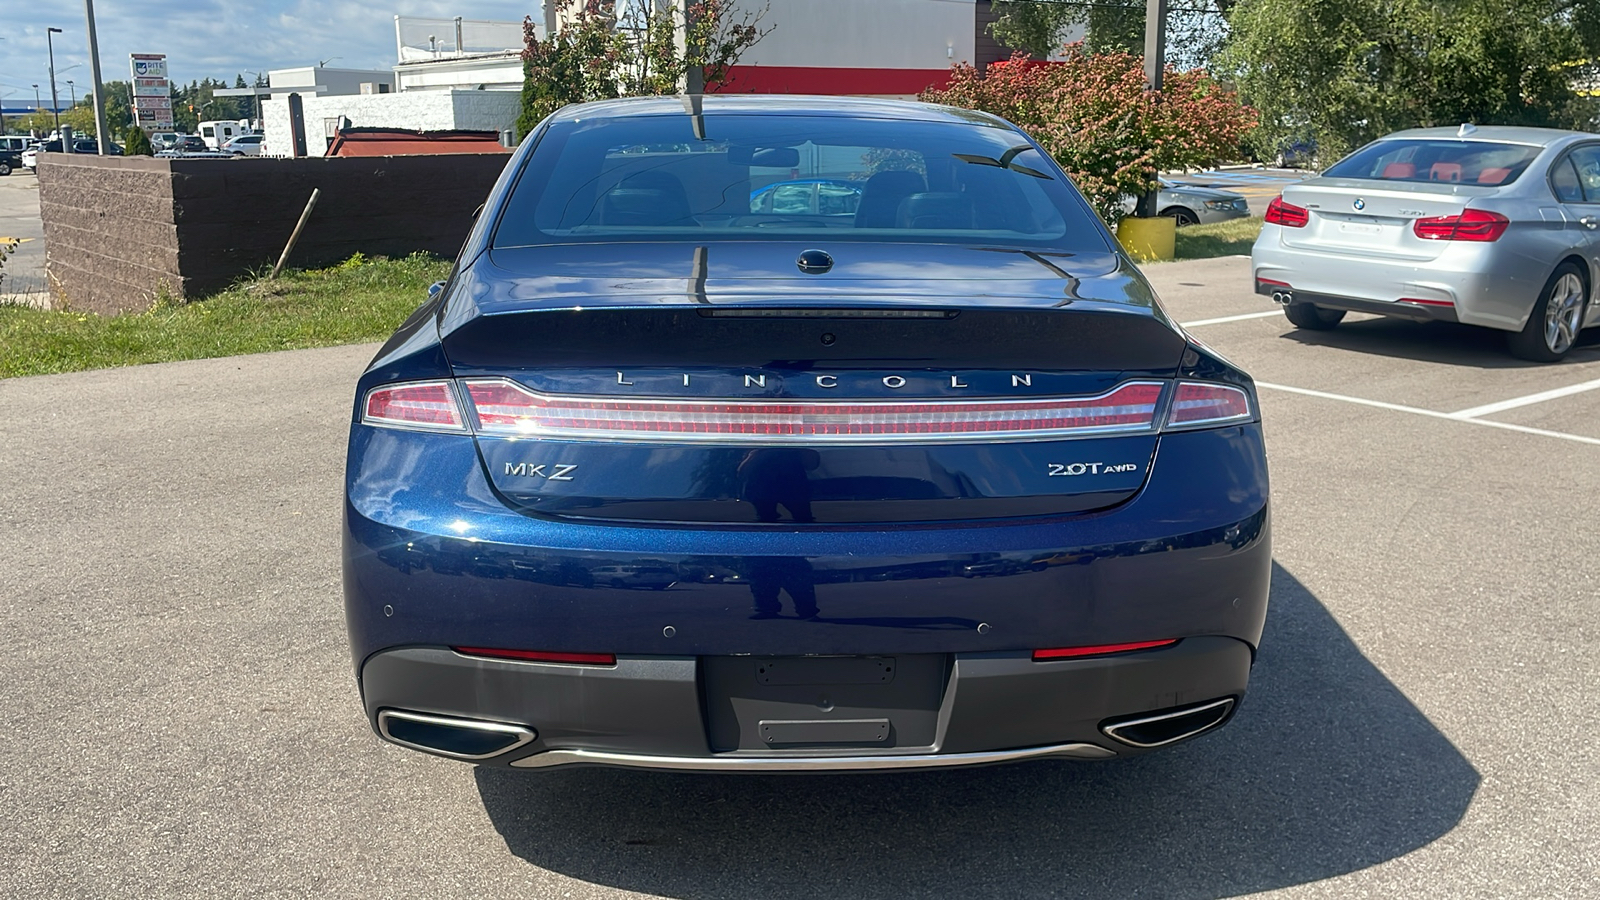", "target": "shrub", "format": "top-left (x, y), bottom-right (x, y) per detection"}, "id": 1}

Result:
top-left (922, 47), bottom-right (1257, 223)
top-left (123, 126), bottom-right (154, 157)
